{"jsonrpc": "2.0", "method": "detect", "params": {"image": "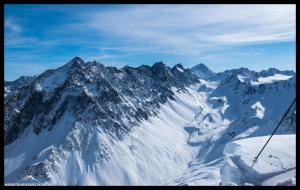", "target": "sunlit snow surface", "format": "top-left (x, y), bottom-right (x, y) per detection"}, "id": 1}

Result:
top-left (176, 67), bottom-right (184, 72)
top-left (251, 74), bottom-right (293, 85)
top-left (221, 135), bottom-right (295, 186)
top-left (4, 71), bottom-right (295, 186)
top-left (237, 74), bottom-right (250, 83)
